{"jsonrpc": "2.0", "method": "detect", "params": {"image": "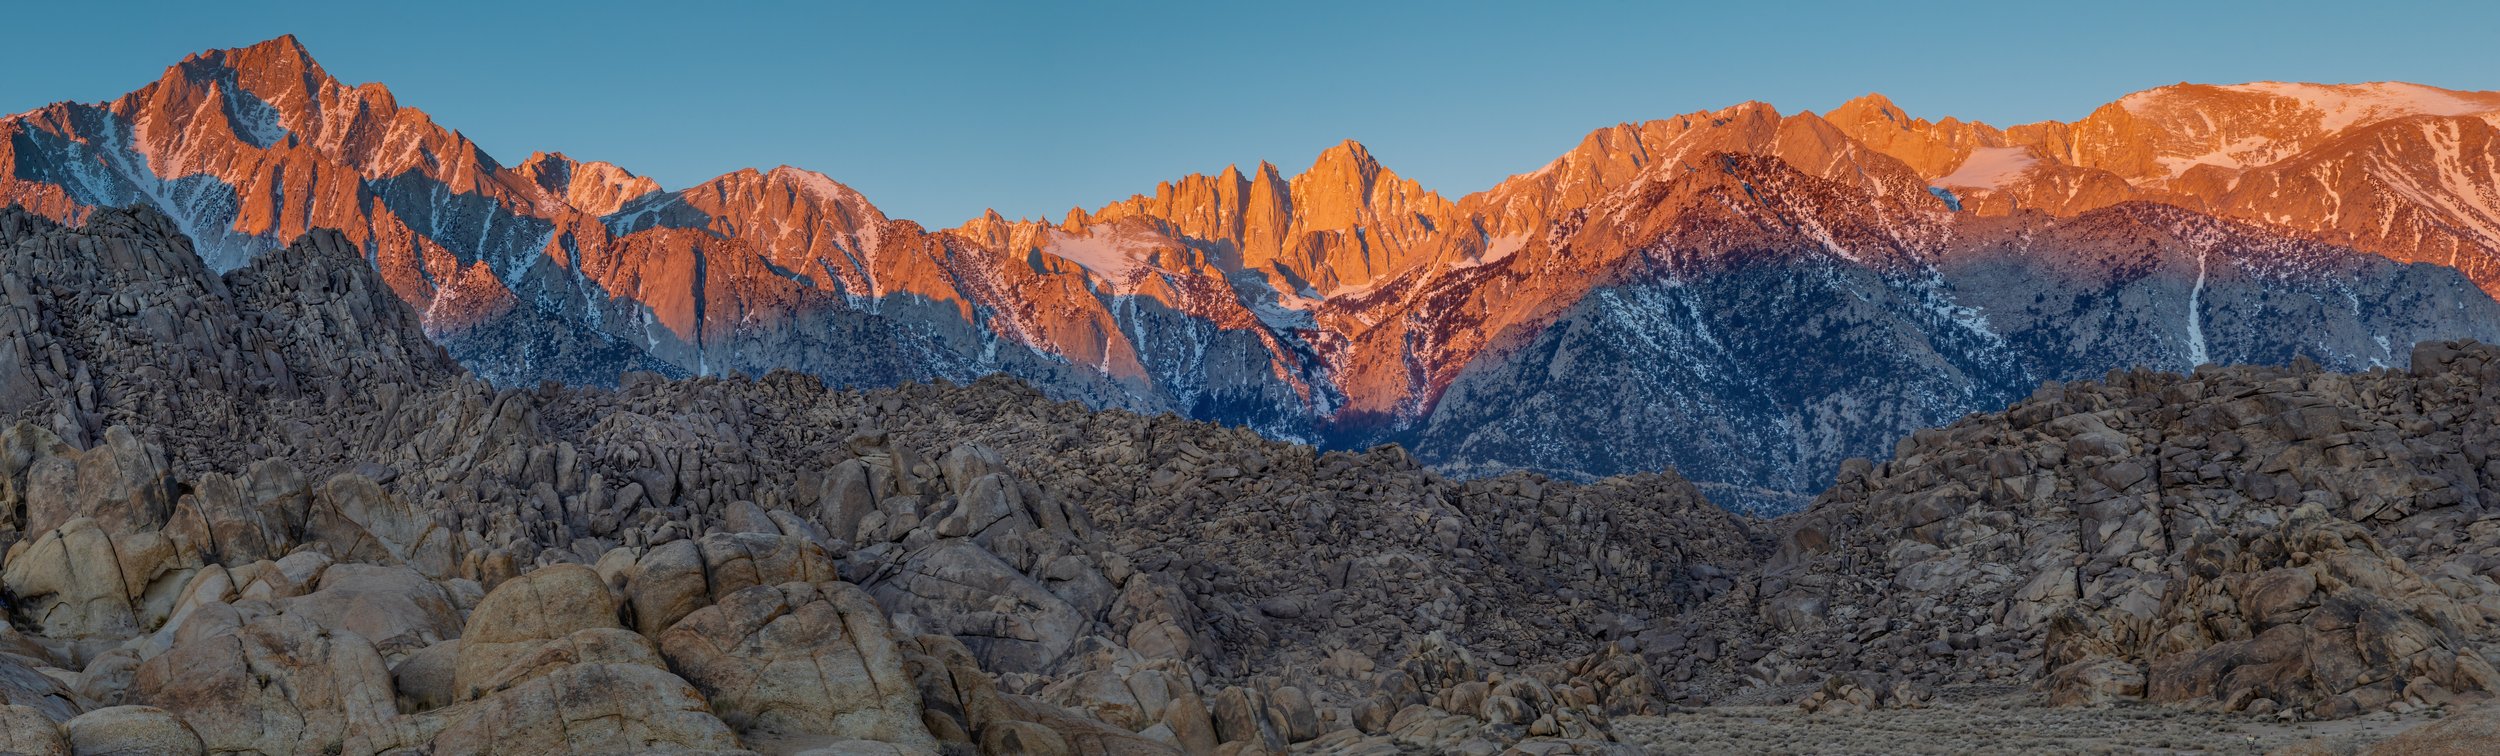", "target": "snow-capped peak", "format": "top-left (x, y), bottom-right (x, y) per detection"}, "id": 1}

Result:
top-left (2222, 81), bottom-right (2500, 132)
